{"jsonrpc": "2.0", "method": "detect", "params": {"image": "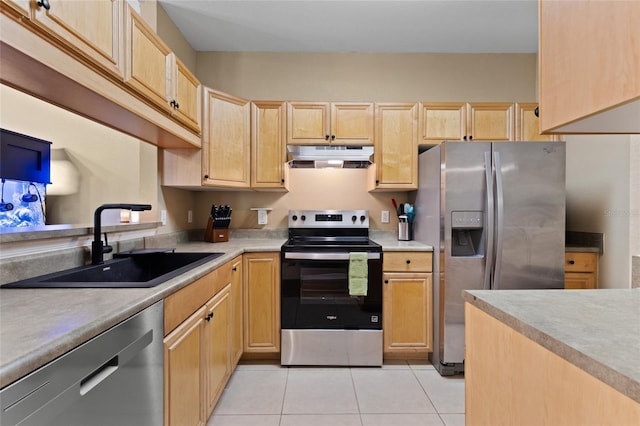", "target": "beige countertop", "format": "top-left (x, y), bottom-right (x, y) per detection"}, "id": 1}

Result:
top-left (0, 237), bottom-right (431, 388)
top-left (464, 288), bottom-right (640, 403)
top-left (0, 239), bottom-right (283, 389)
